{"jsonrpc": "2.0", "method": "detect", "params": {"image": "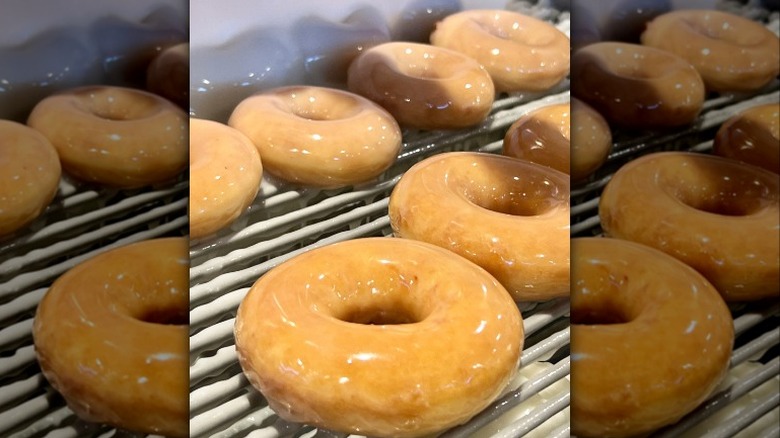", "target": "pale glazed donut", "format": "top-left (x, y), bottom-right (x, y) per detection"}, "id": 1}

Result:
top-left (33, 238), bottom-right (189, 437)
top-left (571, 237), bottom-right (733, 438)
top-left (190, 118), bottom-right (263, 239)
top-left (502, 103), bottom-right (570, 175)
top-left (229, 86), bottom-right (401, 187)
top-left (0, 120), bottom-right (61, 237)
top-left (389, 152), bottom-right (570, 301)
top-left (347, 42), bottom-right (495, 130)
top-left (571, 98), bottom-right (612, 182)
top-left (235, 237), bottom-right (522, 438)
top-left (27, 86), bottom-right (188, 188)
top-left (641, 10), bottom-right (780, 93)
top-left (599, 152), bottom-right (780, 301)
top-left (430, 9), bottom-right (570, 93)
top-left (147, 42), bottom-right (189, 109)
top-left (713, 103), bottom-right (779, 174)
top-left (571, 42), bottom-right (705, 129)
